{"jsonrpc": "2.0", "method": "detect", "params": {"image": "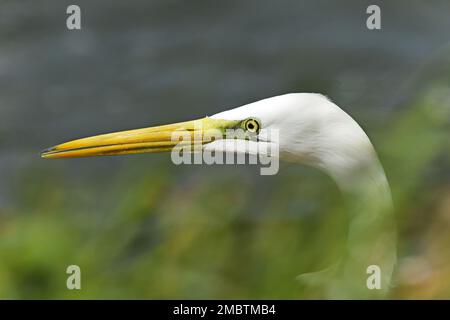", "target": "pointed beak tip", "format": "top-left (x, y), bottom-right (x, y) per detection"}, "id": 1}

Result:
top-left (40, 146), bottom-right (56, 159)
